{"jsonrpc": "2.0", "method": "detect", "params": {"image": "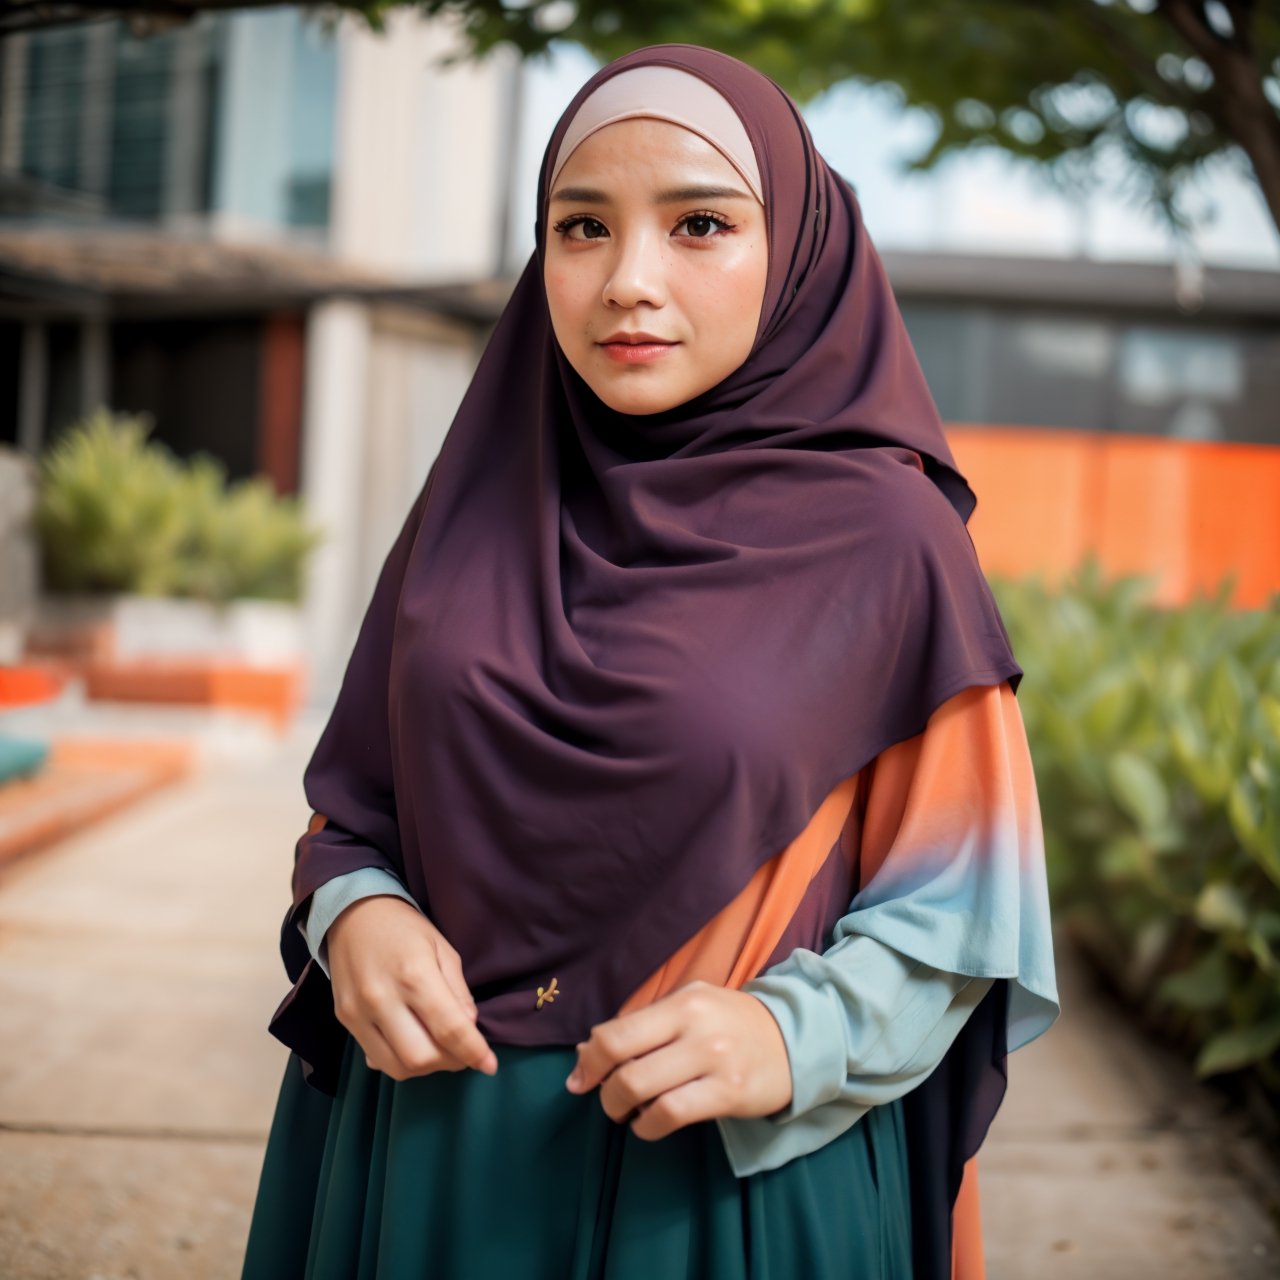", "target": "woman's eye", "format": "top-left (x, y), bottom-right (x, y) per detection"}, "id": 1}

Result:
top-left (676, 213), bottom-right (733, 239)
top-left (558, 217), bottom-right (608, 241)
